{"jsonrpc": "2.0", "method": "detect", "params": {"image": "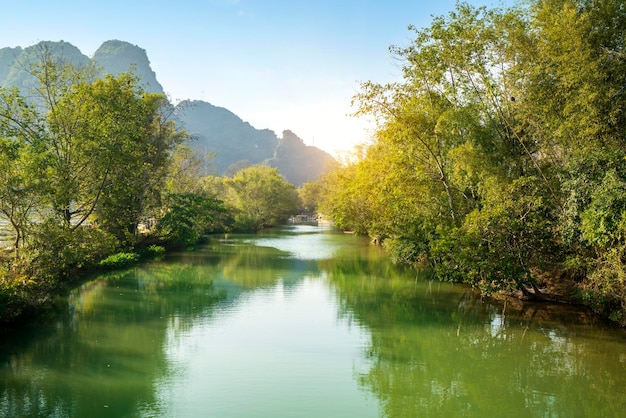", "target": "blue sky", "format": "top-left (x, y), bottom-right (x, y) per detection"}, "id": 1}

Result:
top-left (1, 0), bottom-right (515, 156)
